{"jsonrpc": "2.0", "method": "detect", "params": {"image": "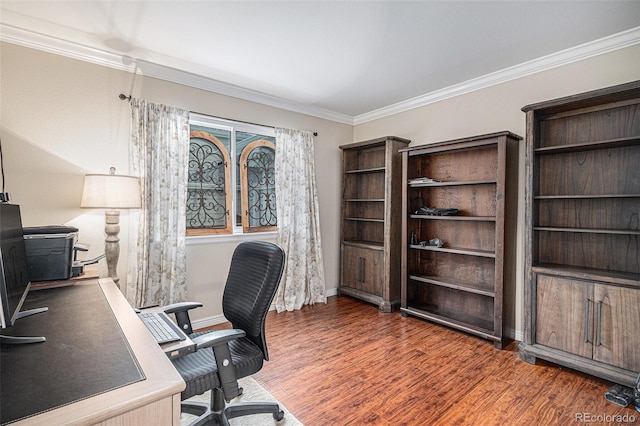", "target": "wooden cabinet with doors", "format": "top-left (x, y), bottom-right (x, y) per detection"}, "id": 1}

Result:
top-left (341, 245), bottom-right (384, 297)
top-left (519, 80), bottom-right (640, 387)
top-left (339, 136), bottom-right (410, 312)
top-left (535, 275), bottom-right (640, 373)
